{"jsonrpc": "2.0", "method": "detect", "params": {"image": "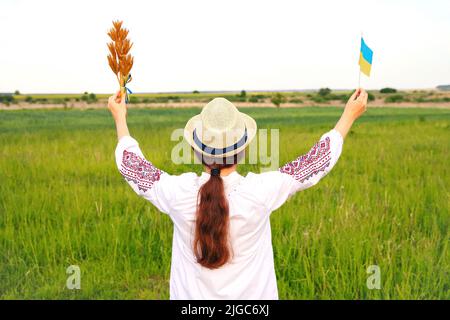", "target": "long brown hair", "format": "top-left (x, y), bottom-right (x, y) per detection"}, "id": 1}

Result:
top-left (194, 153), bottom-right (238, 269)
